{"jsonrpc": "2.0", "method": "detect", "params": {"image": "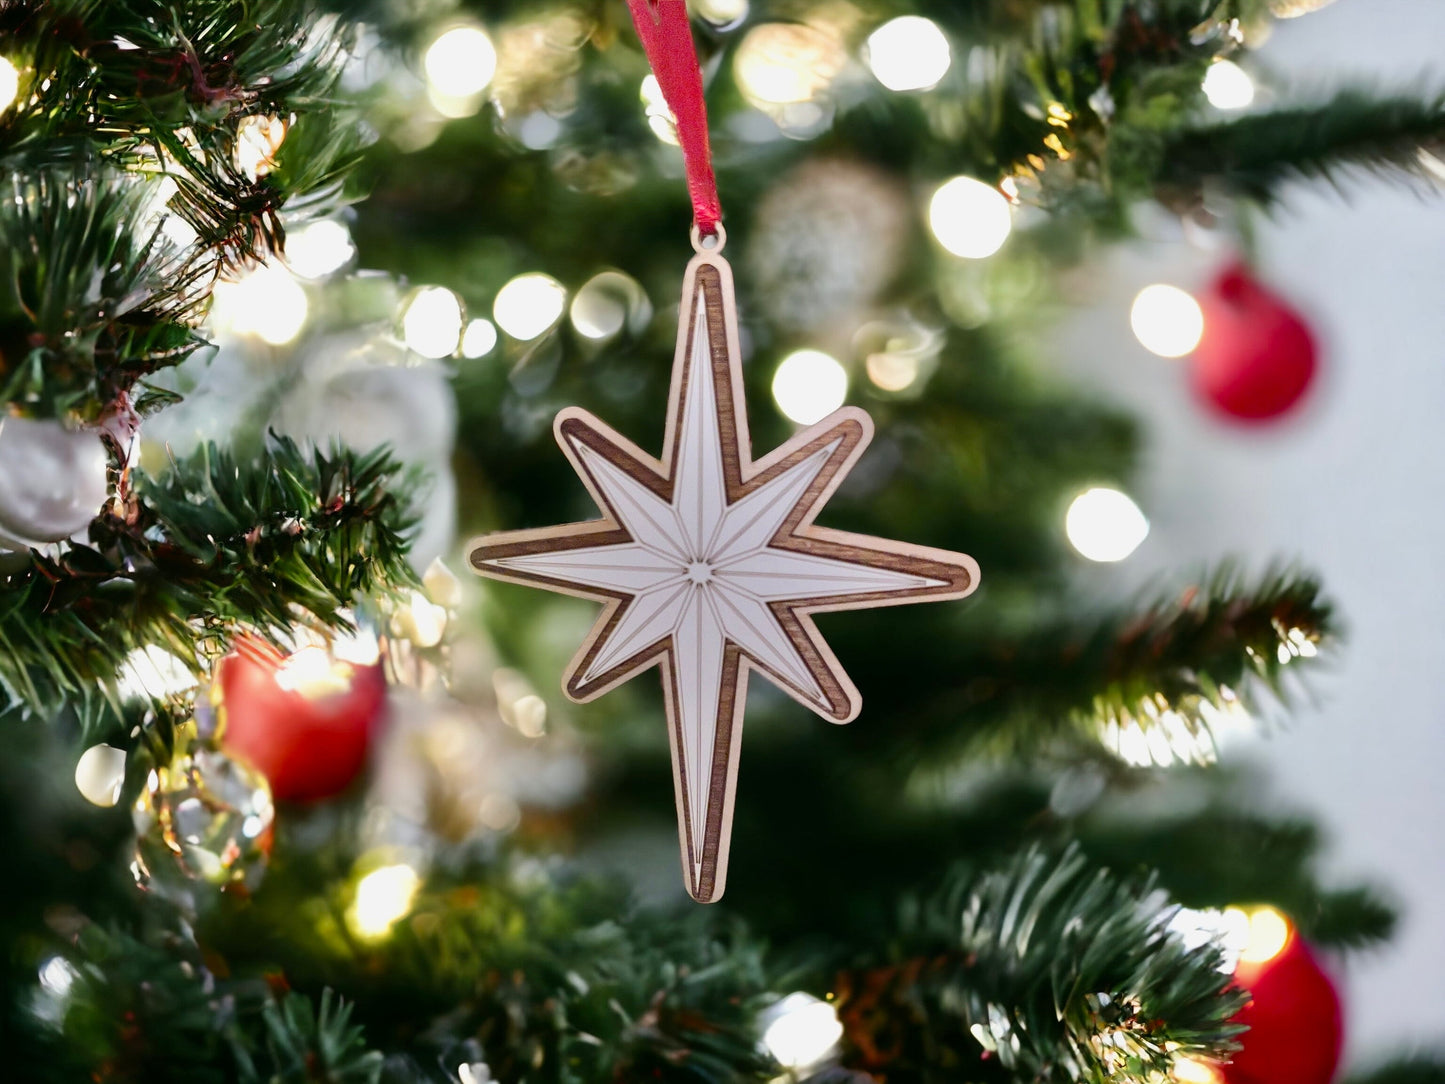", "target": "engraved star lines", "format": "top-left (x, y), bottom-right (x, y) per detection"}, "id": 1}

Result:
top-left (468, 251), bottom-right (979, 902)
